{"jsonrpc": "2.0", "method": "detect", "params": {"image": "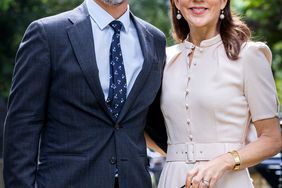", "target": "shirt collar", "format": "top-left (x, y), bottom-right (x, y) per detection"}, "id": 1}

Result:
top-left (86, 0), bottom-right (131, 33)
